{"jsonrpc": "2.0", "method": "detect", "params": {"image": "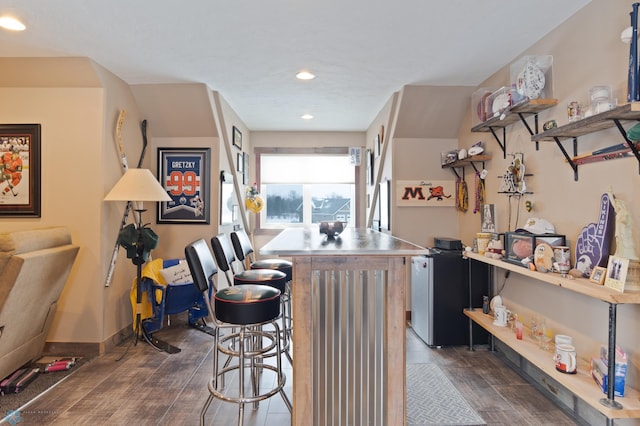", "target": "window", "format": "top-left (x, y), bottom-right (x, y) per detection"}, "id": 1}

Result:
top-left (259, 152), bottom-right (355, 229)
